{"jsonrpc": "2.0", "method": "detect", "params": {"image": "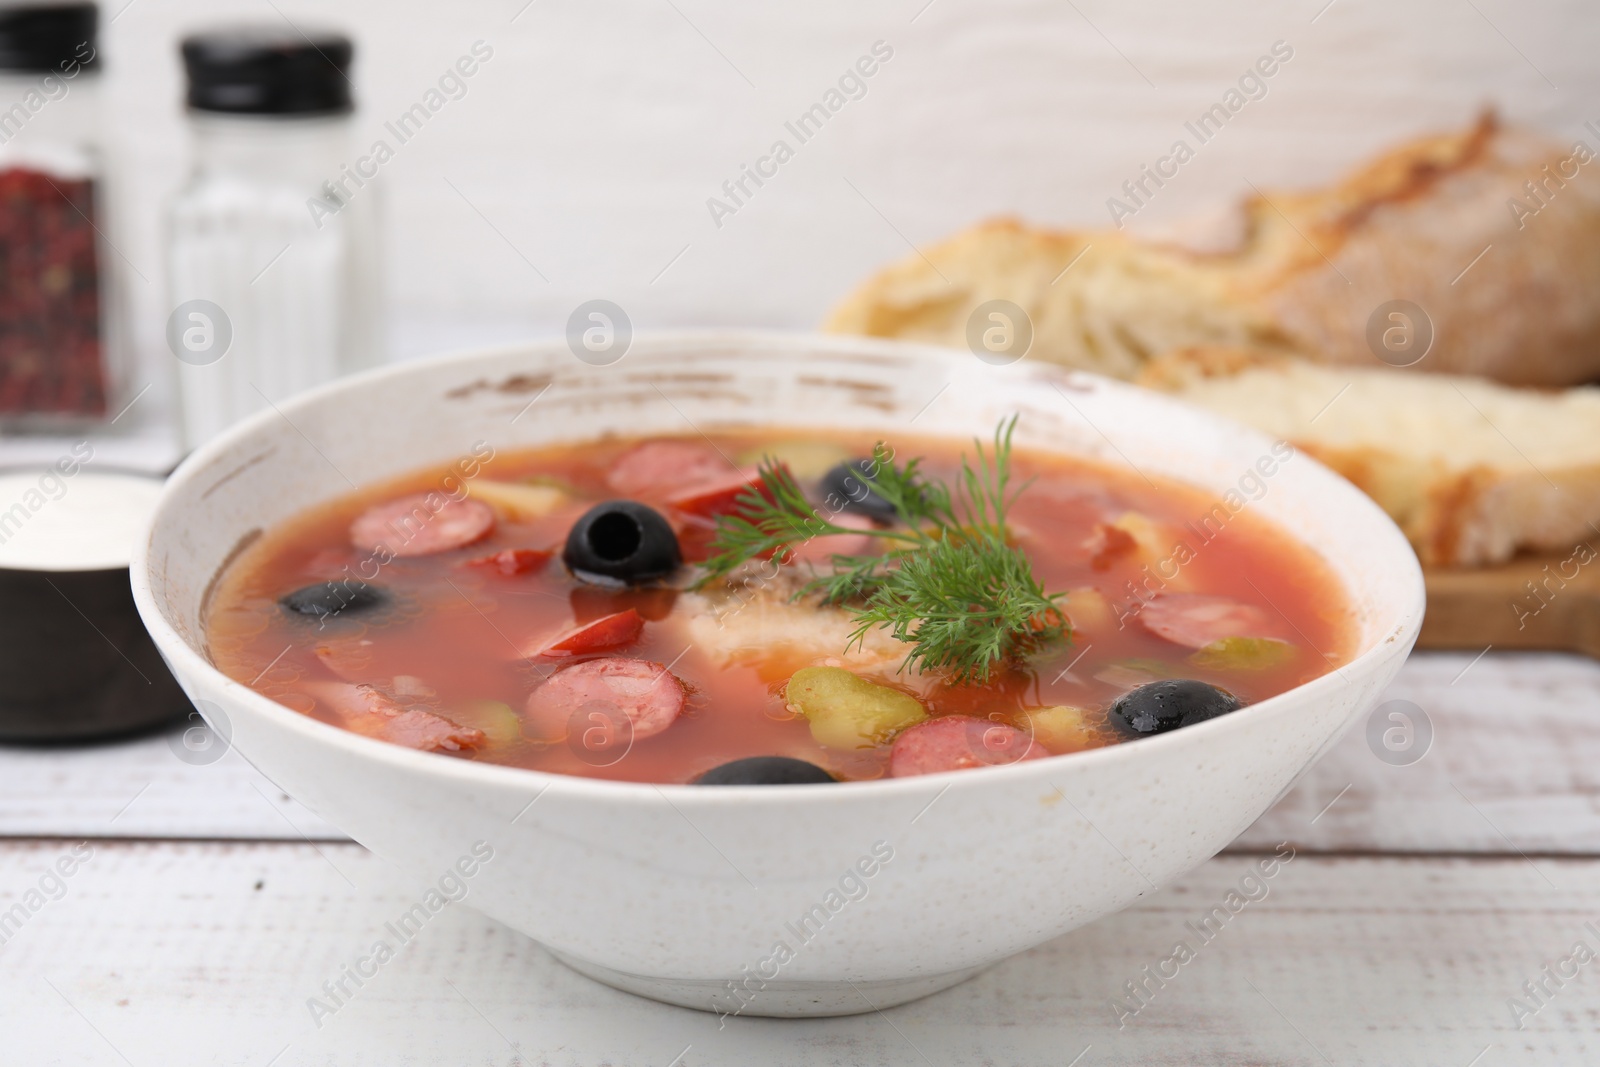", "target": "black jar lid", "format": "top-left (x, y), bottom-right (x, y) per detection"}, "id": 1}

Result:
top-left (181, 25), bottom-right (353, 115)
top-left (0, 3), bottom-right (99, 74)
